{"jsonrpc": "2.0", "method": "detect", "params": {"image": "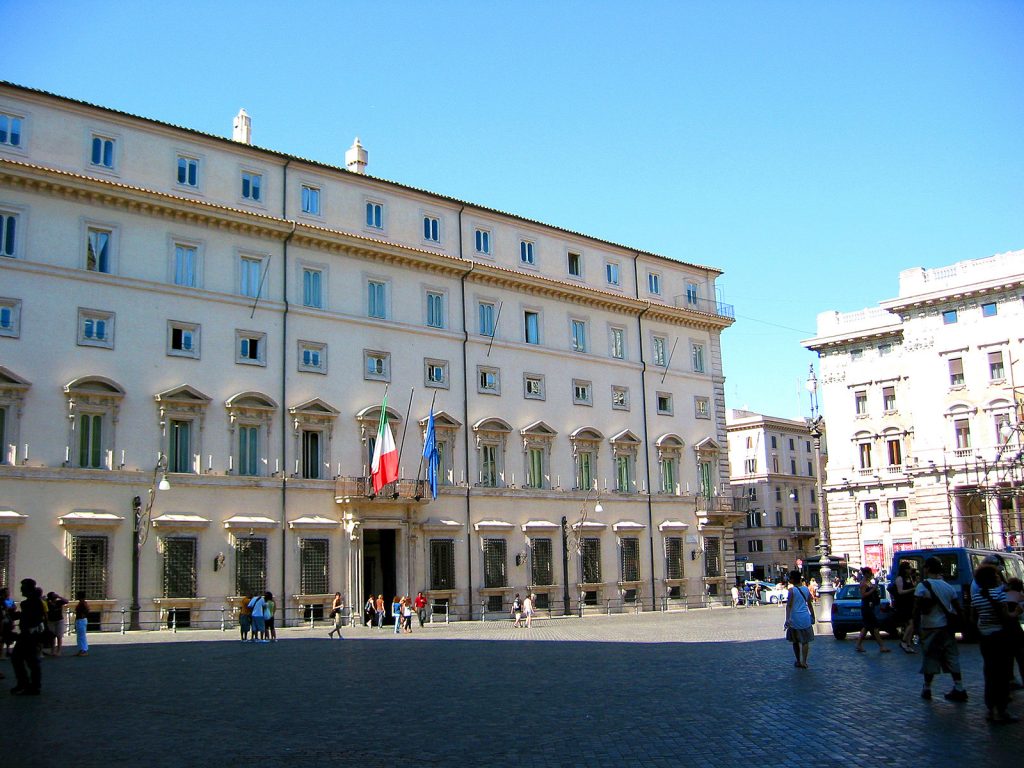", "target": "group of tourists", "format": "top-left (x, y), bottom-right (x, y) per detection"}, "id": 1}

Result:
top-left (237, 591), bottom-right (277, 643)
top-left (358, 592), bottom-right (428, 635)
top-left (785, 558), bottom-right (1024, 725)
top-left (2, 578), bottom-right (89, 695)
